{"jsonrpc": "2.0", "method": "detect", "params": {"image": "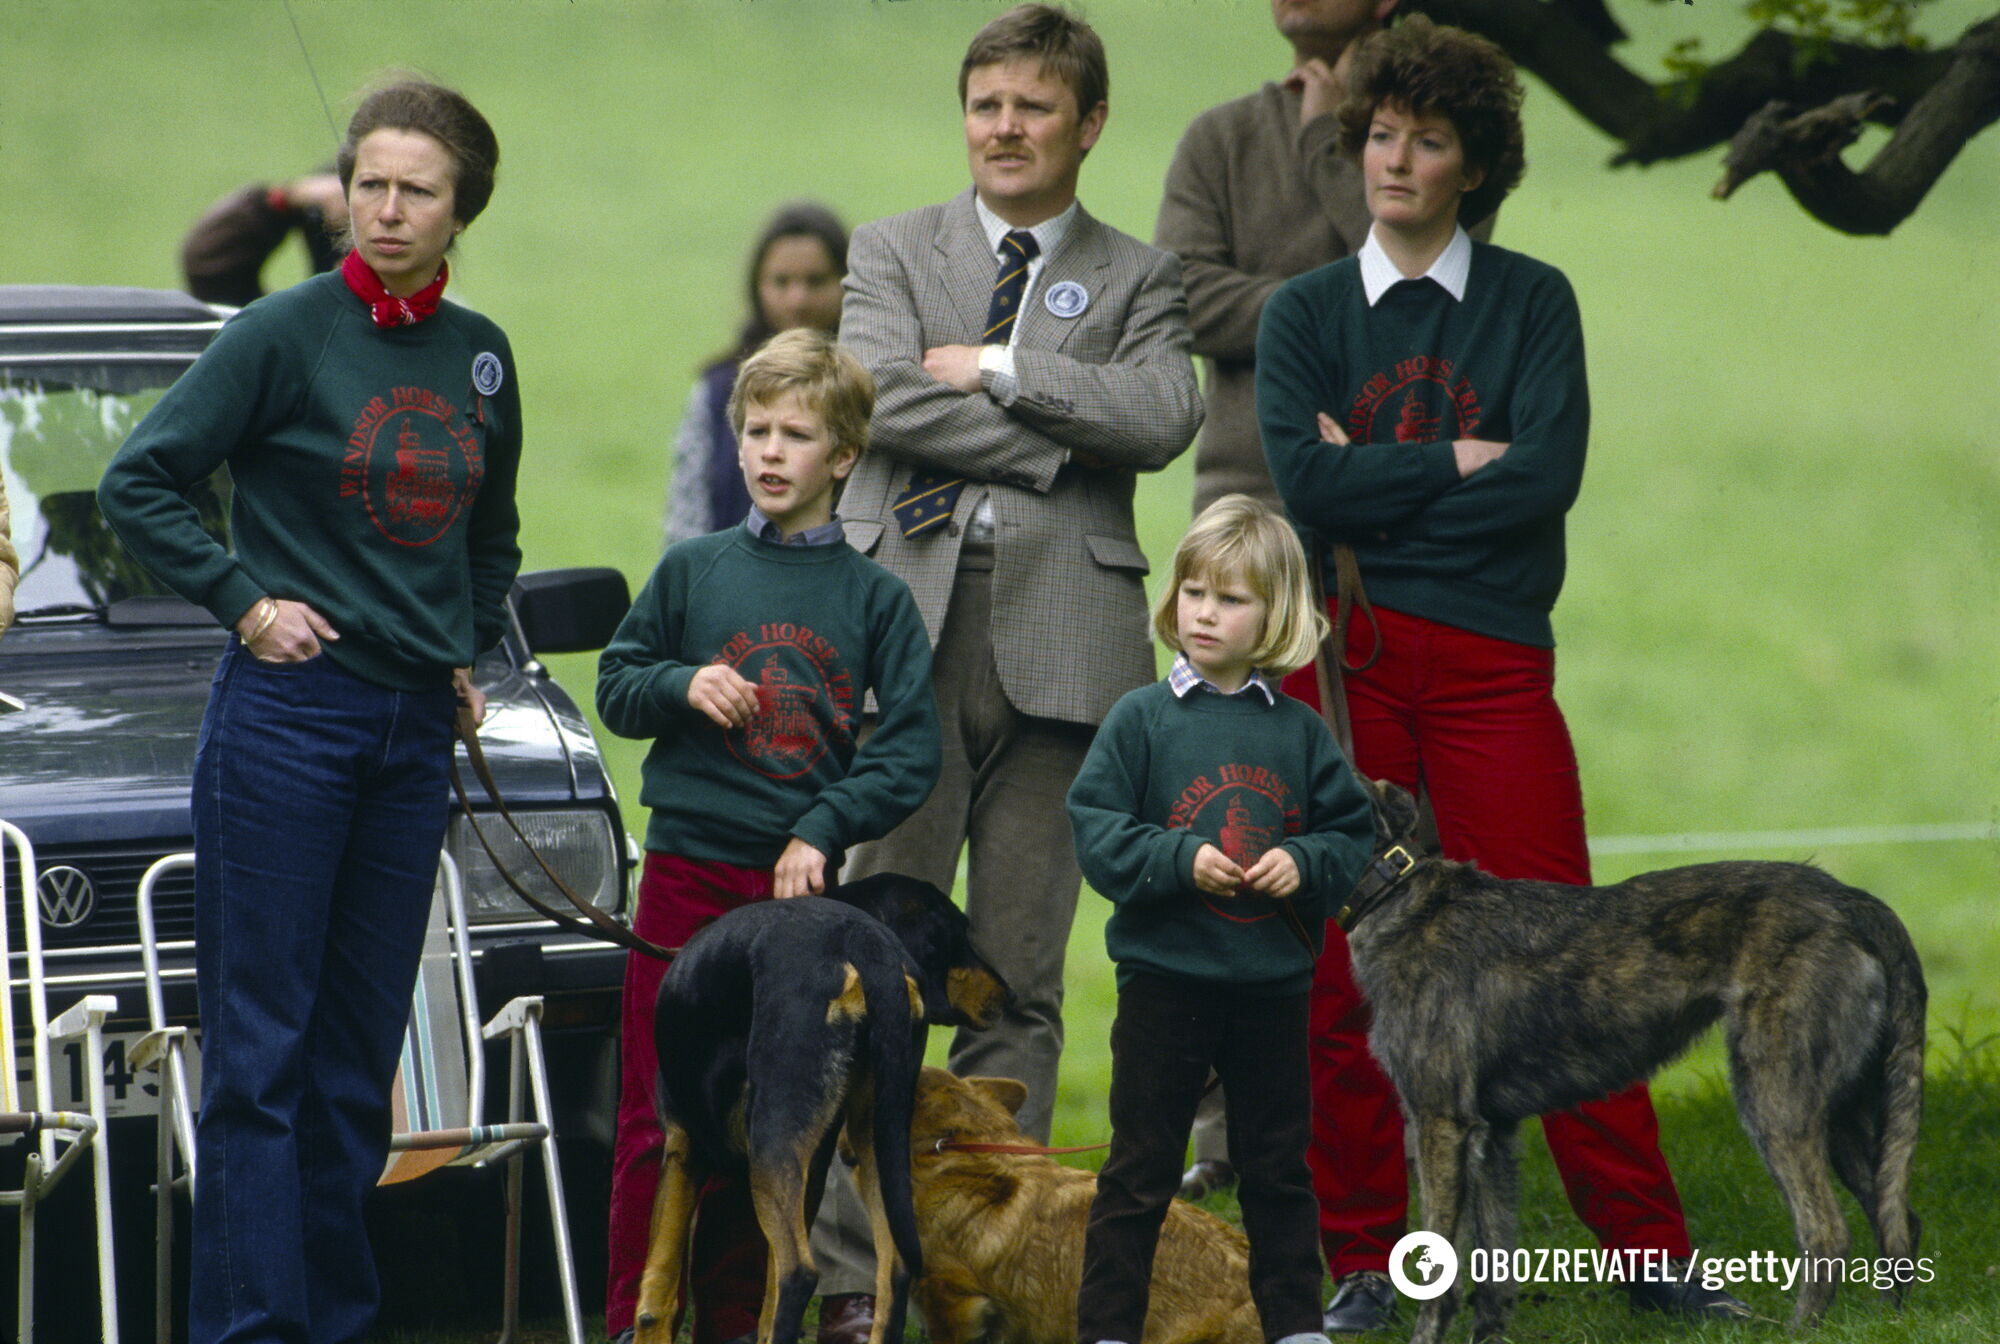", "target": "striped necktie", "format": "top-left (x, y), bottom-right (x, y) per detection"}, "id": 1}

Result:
top-left (892, 229), bottom-right (1040, 538)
